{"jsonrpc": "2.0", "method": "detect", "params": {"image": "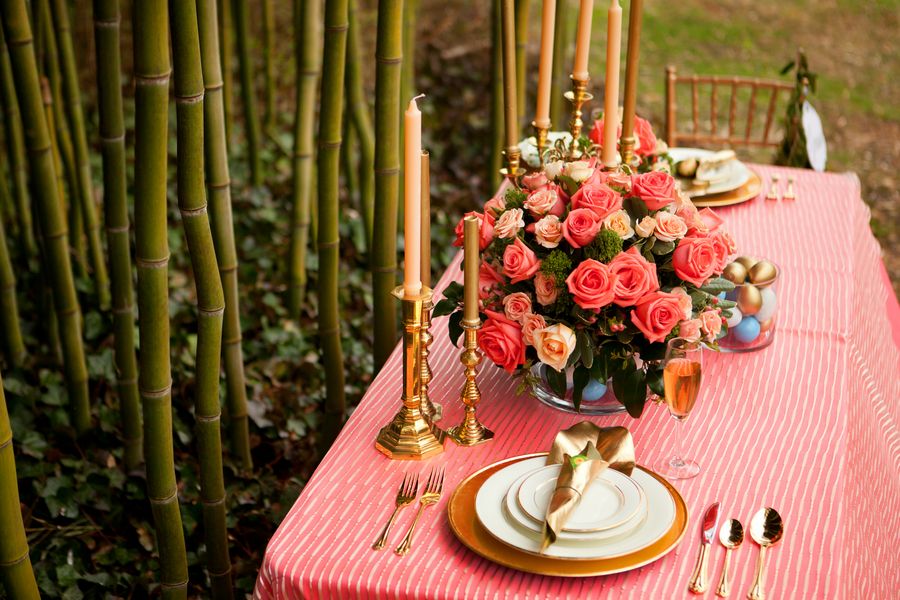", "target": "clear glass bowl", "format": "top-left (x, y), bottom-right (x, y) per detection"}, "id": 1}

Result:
top-left (719, 261), bottom-right (780, 353)
top-left (529, 363), bottom-right (626, 415)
